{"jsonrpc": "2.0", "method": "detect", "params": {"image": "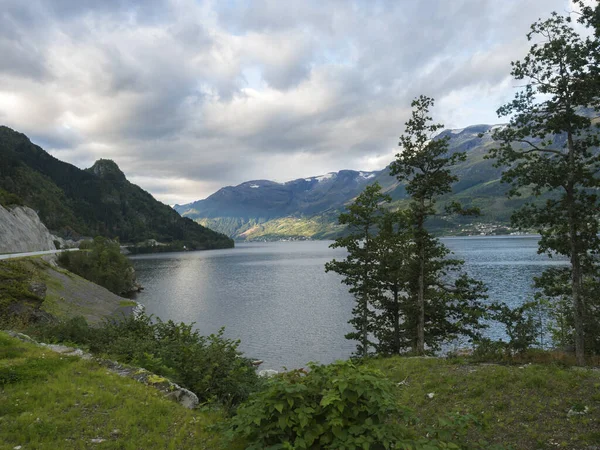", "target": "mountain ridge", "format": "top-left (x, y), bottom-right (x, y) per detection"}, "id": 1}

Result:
top-left (0, 126), bottom-right (234, 250)
top-left (174, 123), bottom-right (522, 240)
